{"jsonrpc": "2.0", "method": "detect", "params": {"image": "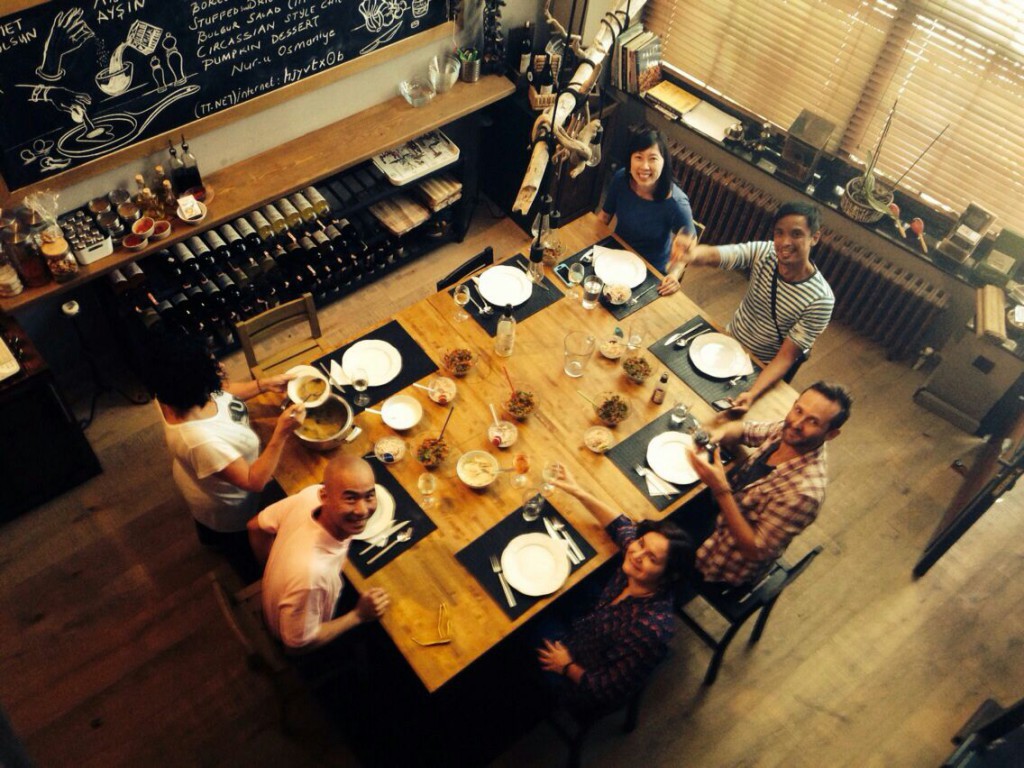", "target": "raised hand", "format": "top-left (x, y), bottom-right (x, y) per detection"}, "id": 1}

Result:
top-left (36, 8), bottom-right (95, 82)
